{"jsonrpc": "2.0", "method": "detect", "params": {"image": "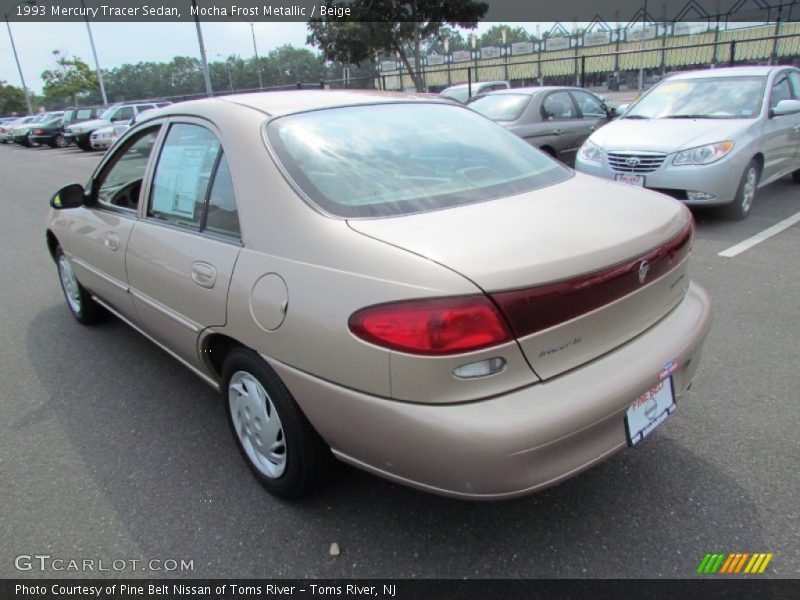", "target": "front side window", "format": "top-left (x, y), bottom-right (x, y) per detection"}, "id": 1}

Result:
top-left (112, 106), bottom-right (135, 122)
top-left (267, 103), bottom-right (570, 218)
top-left (572, 91), bottom-right (606, 118)
top-left (771, 76), bottom-right (792, 109)
top-left (788, 71), bottom-right (800, 98)
top-left (95, 127), bottom-right (160, 211)
top-left (76, 109), bottom-right (92, 120)
top-left (542, 92), bottom-right (577, 120)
